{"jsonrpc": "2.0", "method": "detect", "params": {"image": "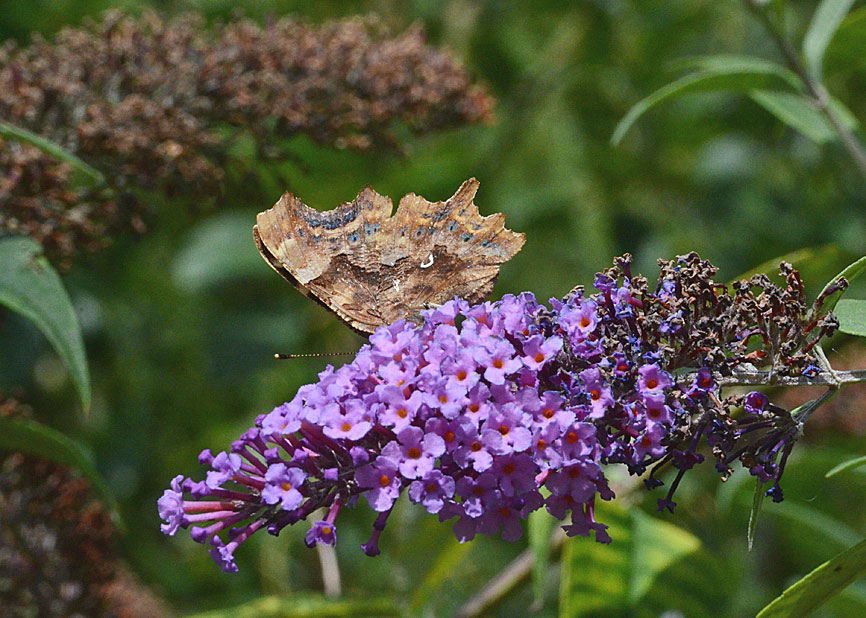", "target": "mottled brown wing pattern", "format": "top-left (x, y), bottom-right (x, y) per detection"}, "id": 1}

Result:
top-left (254, 178), bottom-right (525, 334)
